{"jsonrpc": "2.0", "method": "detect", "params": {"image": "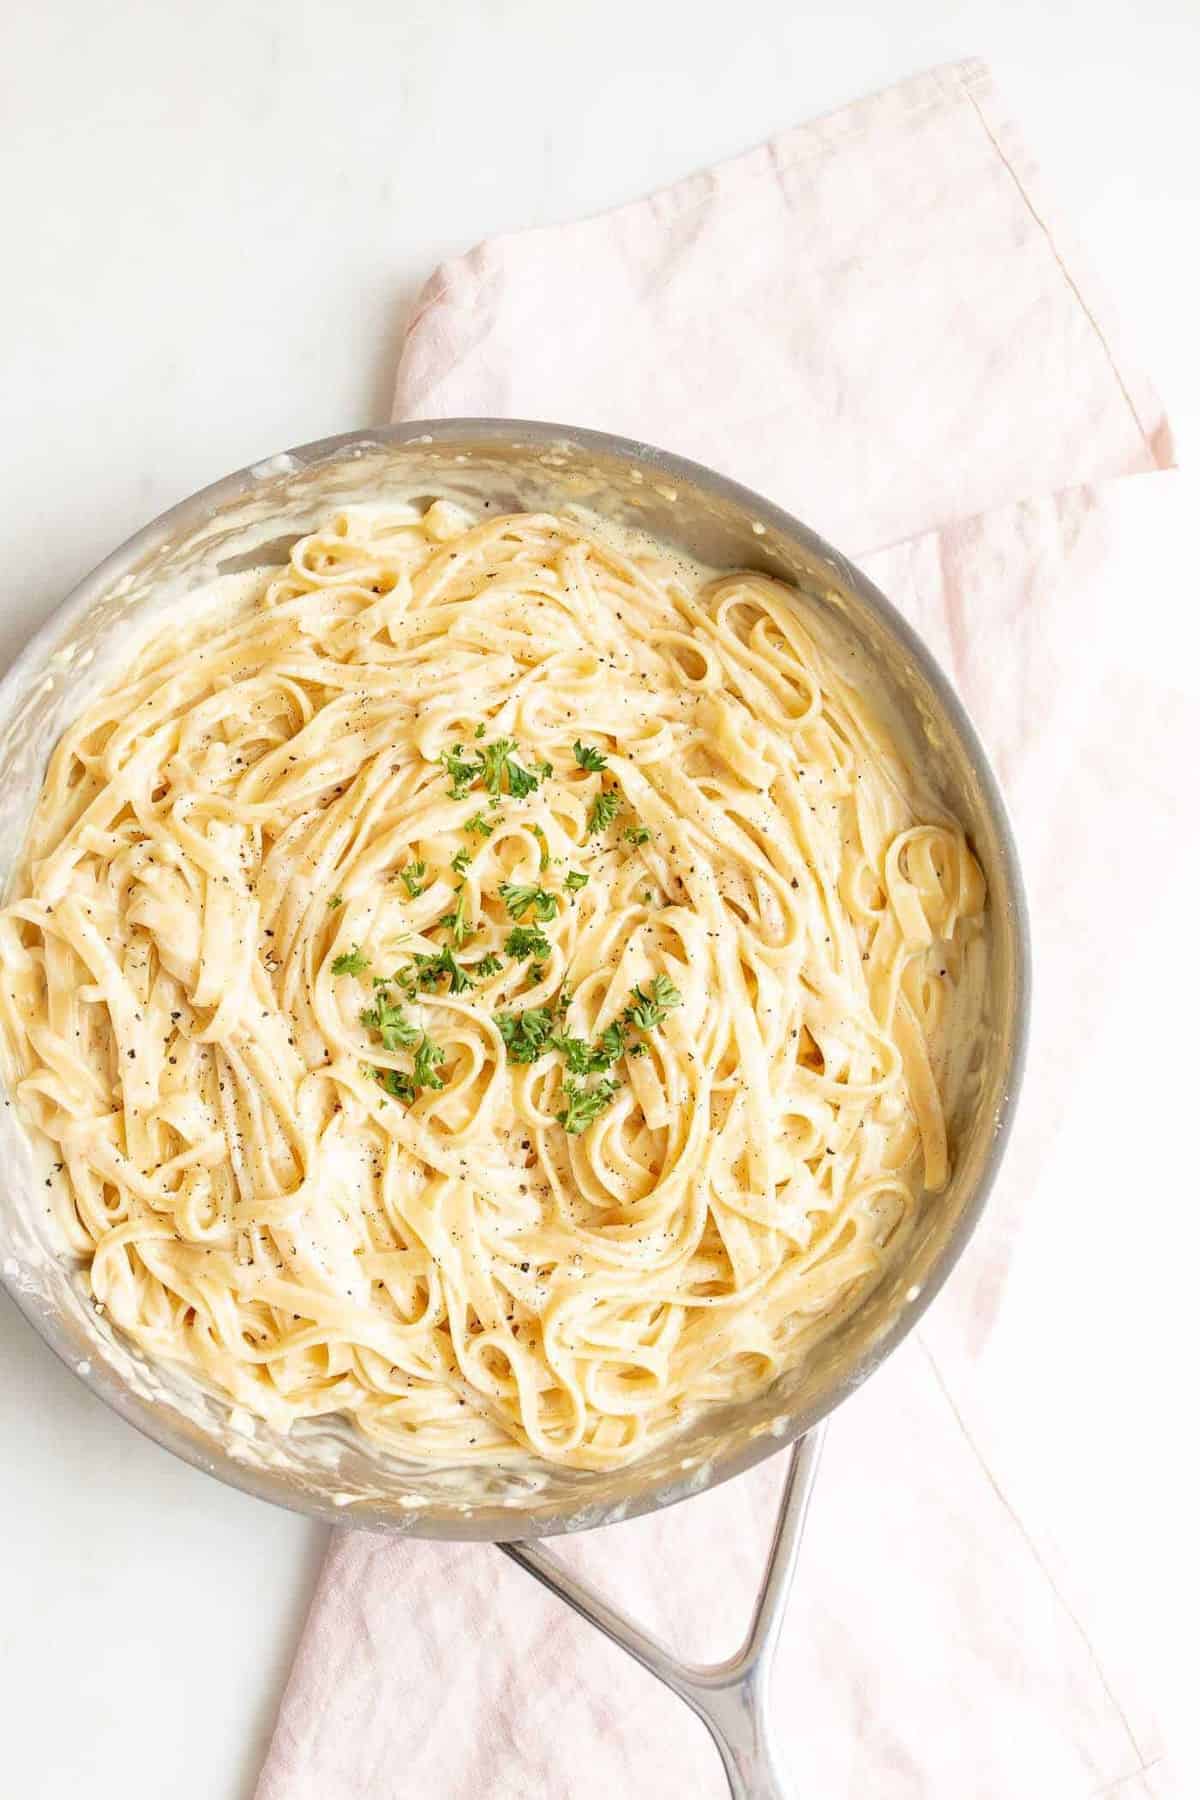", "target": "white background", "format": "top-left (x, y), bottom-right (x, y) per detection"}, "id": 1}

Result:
top-left (1, 5), bottom-right (1196, 1796)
